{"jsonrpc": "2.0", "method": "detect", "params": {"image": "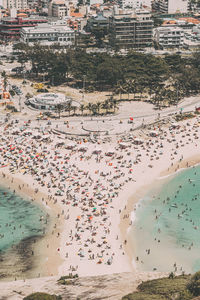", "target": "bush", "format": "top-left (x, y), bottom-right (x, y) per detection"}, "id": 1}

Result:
top-left (177, 289), bottom-right (193, 300)
top-left (37, 88), bottom-right (49, 93)
top-left (122, 292), bottom-right (167, 300)
top-left (138, 275), bottom-right (190, 297)
top-left (122, 275), bottom-right (191, 300)
top-left (23, 292), bottom-right (62, 300)
top-left (57, 273), bottom-right (78, 285)
top-left (9, 90), bottom-right (15, 96)
top-left (187, 271), bottom-right (200, 296)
